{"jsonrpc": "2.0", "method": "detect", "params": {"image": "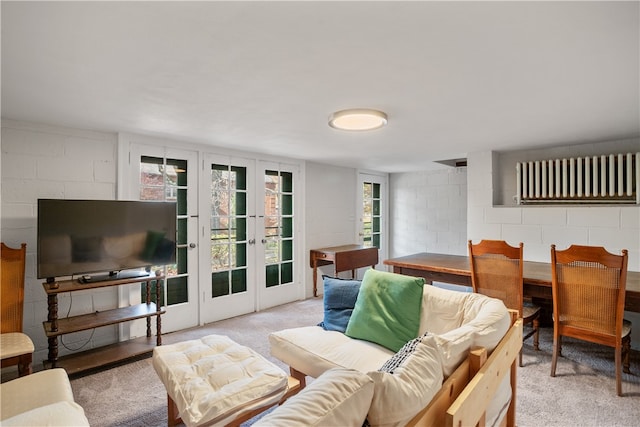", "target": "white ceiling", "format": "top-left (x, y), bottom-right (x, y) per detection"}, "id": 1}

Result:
top-left (2, 1), bottom-right (639, 172)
